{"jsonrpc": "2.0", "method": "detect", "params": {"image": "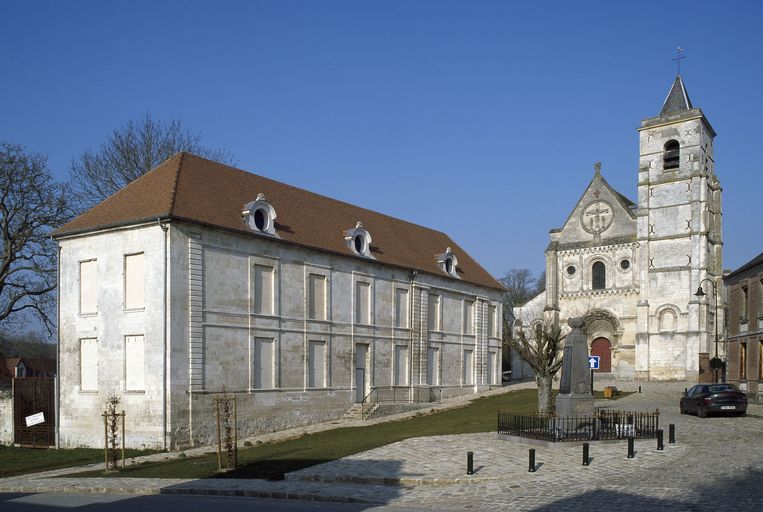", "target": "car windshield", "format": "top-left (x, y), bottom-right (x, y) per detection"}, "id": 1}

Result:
top-left (708, 384), bottom-right (739, 393)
